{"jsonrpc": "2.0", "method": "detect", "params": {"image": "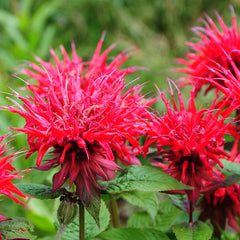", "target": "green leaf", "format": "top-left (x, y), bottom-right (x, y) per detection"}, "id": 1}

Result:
top-left (16, 183), bottom-right (66, 199)
top-left (172, 222), bottom-right (192, 240)
top-left (84, 192), bottom-right (101, 227)
top-left (220, 160), bottom-right (240, 177)
top-left (99, 165), bottom-right (192, 194)
top-left (98, 228), bottom-right (170, 240)
top-left (127, 212), bottom-right (152, 228)
top-left (155, 199), bottom-right (184, 232)
top-left (121, 191), bottom-right (158, 221)
top-left (0, 217), bottom-right (36, 240)
top-left (193, 221), bottom-right (213, 240)
top-left (172, 221), bottom-right (213, 240)
top-left (61, 200), bottom-right (110, 240)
